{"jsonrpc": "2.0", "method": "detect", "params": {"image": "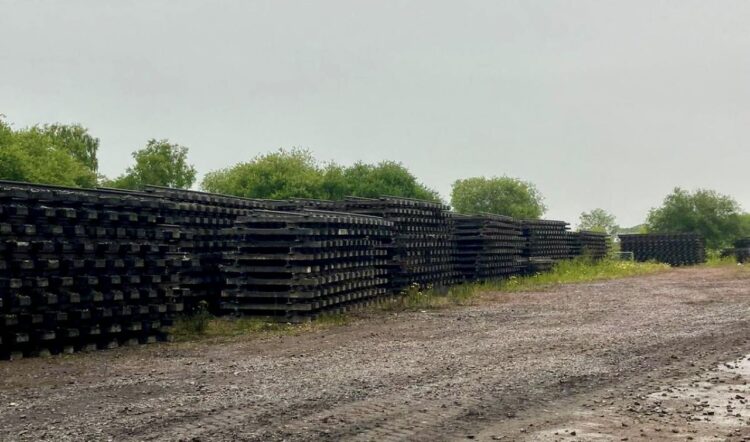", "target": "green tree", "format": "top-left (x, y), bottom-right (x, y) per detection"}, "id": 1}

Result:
top-left (331, 161), bottom-right (441, 202)
top-left (740, 214), bottom-right (750, 239)
top-left (579, 208), bottom-right (619, 234)
top-left (33, 123), bottom-right (100, 171)
top-left (617, 224), bottom-right (648, 234)
top-left (450, 176), bottom-right (546, 219)
top-left (0, 118), bottom-right (98, 187)
top-left (202, 149), bottom-right (441, 202)
top-left (106, 139), bottom-right (196, 190)
top-left (646, 187), bottom-right (745, 249)
top-left (202, 148), bottom-right (325, 199)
